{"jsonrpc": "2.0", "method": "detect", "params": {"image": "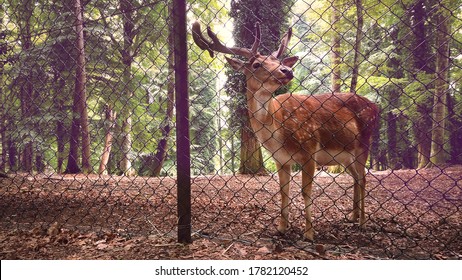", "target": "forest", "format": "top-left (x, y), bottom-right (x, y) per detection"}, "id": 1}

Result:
top-left (1, 0), bottom-right (461, 177)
